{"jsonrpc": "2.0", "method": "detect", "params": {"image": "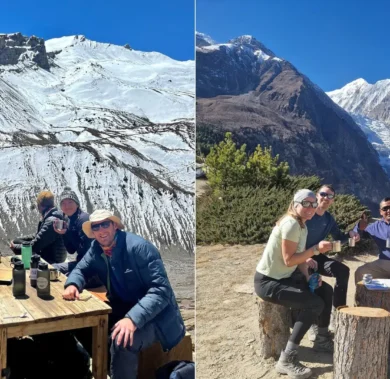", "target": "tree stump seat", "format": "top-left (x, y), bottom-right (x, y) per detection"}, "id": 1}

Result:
top-left (256, 297), bottom-right (291, 359)
top-left (355, 281), bottom-right (390, 311)
top-left (334, 306), bottom-right (390, 379)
